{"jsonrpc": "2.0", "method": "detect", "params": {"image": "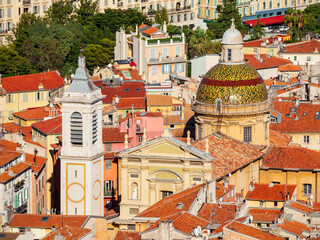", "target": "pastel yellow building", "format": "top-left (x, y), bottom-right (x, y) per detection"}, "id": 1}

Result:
top-left (192, 21), bottom-right (271, 145)
top-left (0, 71), bottom-right (64, 123)
top-left (118, 129), bottom-right (213, 219)
top-left (260, 146), bottom-right (320, 202)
